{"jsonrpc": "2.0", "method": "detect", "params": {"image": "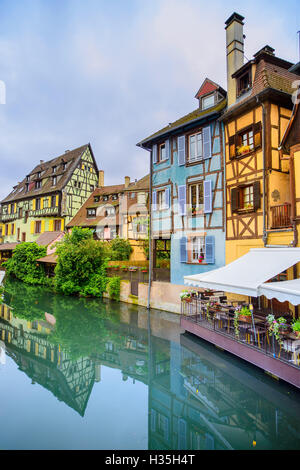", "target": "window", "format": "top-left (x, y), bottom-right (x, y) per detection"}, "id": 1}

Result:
top-left (51, 195), bottom-right (56, 207)
top-left (188, 132), bottom-right (203, 162)
top-left (54, 220), bottom-right (61, 231)
top-left (94, 196), bottom-right (100, 202)
top-left (62, 162), bottom-right (67, 171)
top-left (35, 180), bottom-right (41, 189)
top-left (37, 171), bottom-right (41, 178)
top-left (35, 221), bottom-right (41, 234)
top-left (87, 208), bottom-right (96, 218)
top-left (191, 236), bottom-right (205, 263)
top-left (158, 143), bottom-right (166, 162)
top-left (112, 194), bottom-right (118, 200)
top-left (52, 176), bottom-right (57, 186)
top-left (36, 198), bottom-right (41, 210)
top-left (74, 181), bottom-right (77, 187)
top-left (237, 70), bottom-right (252, 97)
top-left (10, 203), bottom-right (14, 214)
top-left (189, 182), bottom-right (204, 215)
top-left (52, 166), bottom-right (57, 173)
top-left (131, 192), bottom-right (135, 199)
top-left (103, 195), bottom-right (109, 201)
top-left (90, 185), bottom-right (94, 191)
top-left (229, 123), bottom-right (262, 159)
top-left (25, 183), bottom-right (29, 193)
top-left (231, 182), bottom-right (260, 213)
top-left (5, 224), bottom-right (8, 236)
top-left (26, 175), bottom-right (30, 182)
top-left (18, 207), bottom-right (23, 218)
top-left (202, 93), bottom-right (215, 110)
top-left (157, 190), bottom-right (166, 210)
